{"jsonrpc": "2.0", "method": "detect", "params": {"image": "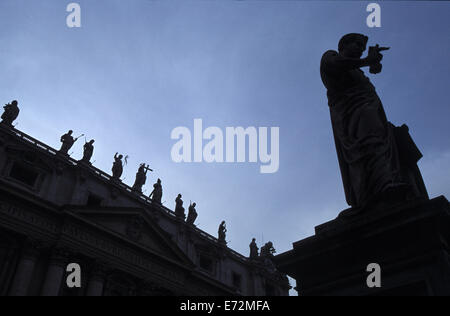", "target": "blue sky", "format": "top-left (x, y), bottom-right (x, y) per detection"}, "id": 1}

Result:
top-left (1, 0), bottom-right (449, 274)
